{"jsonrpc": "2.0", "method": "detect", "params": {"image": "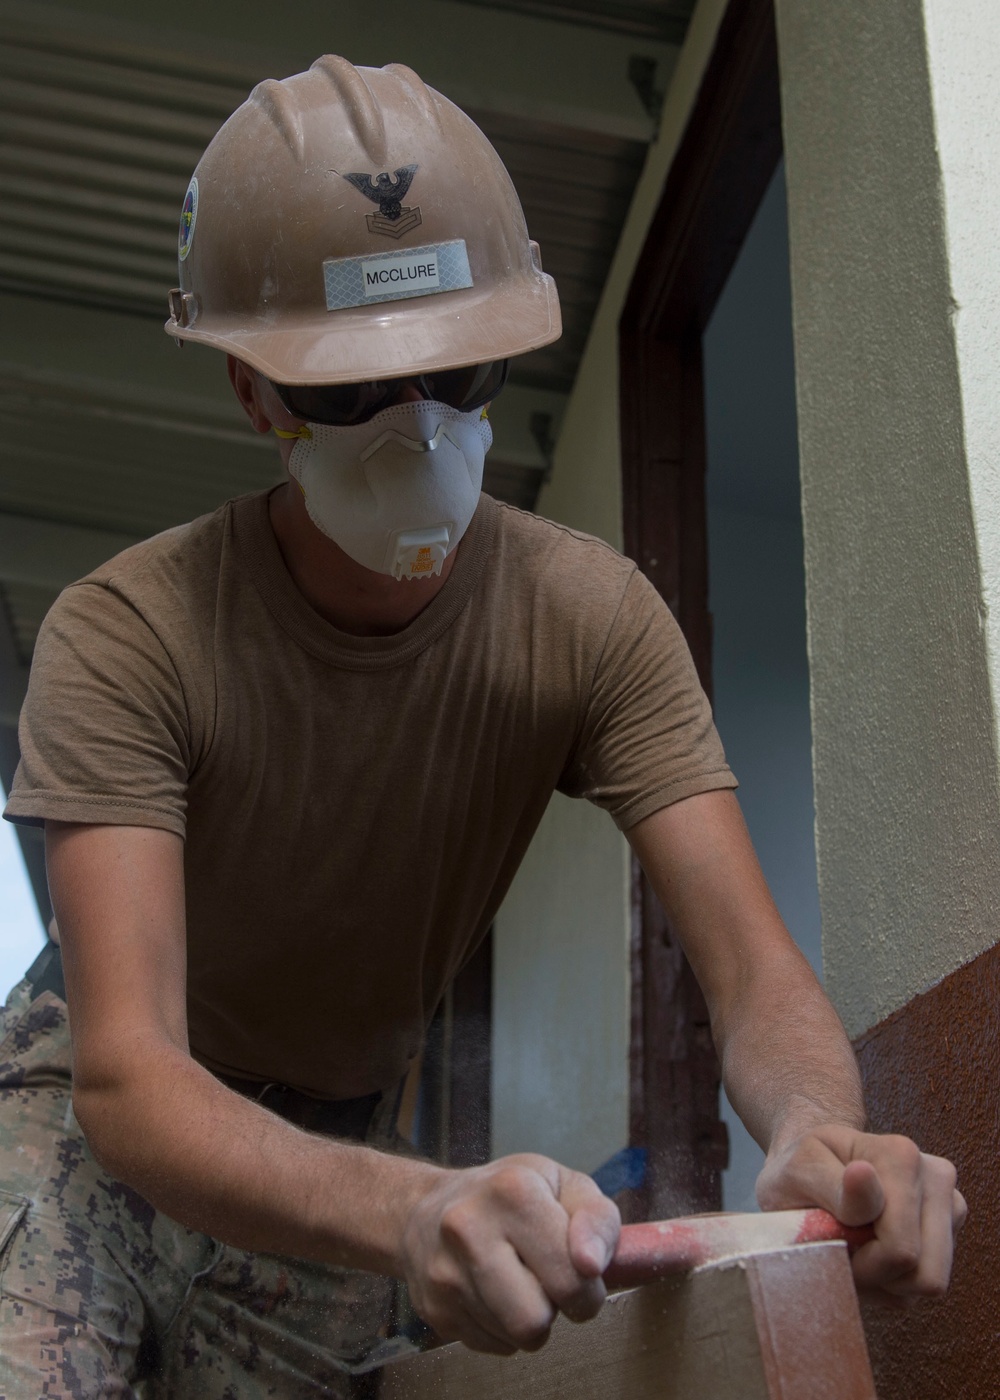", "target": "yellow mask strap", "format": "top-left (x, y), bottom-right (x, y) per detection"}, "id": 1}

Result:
top-left (273, 425), bottom-right (312, 441)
